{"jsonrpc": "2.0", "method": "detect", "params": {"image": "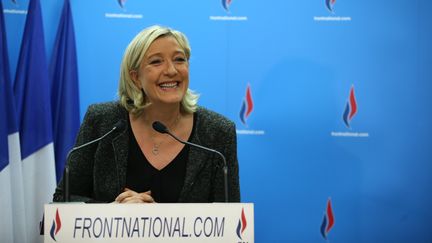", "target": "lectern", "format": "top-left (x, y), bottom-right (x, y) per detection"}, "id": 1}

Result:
top-left (44, 203), bottom-right (254, 243)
